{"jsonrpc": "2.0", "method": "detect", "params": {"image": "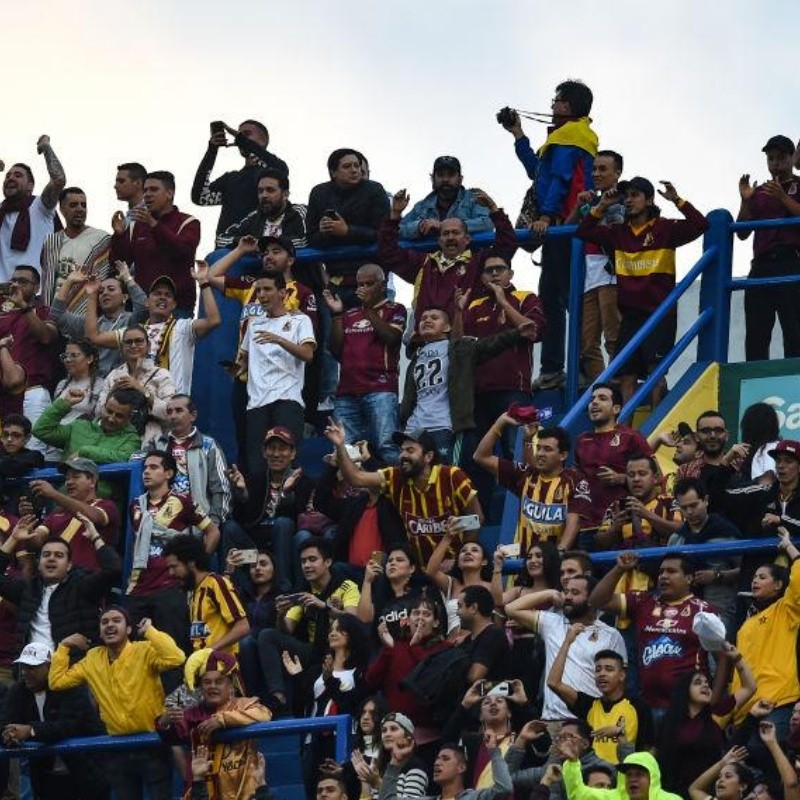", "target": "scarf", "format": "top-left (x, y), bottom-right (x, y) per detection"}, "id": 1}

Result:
top-left (429, 249), bottom-right (472, 273)
top-left (131, 493), bottom-right (177, 570)
top-left (0, 195), bottom-right (34, 251)
top-left (147, 316), bottom-right (179, 370)
top-left (538, 116), bottom-right (599, 158)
